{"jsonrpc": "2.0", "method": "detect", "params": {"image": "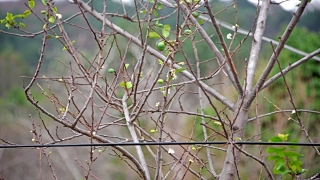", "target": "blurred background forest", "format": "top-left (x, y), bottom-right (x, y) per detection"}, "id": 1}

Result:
top-left (0, 0), bottom-right (320, 179)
